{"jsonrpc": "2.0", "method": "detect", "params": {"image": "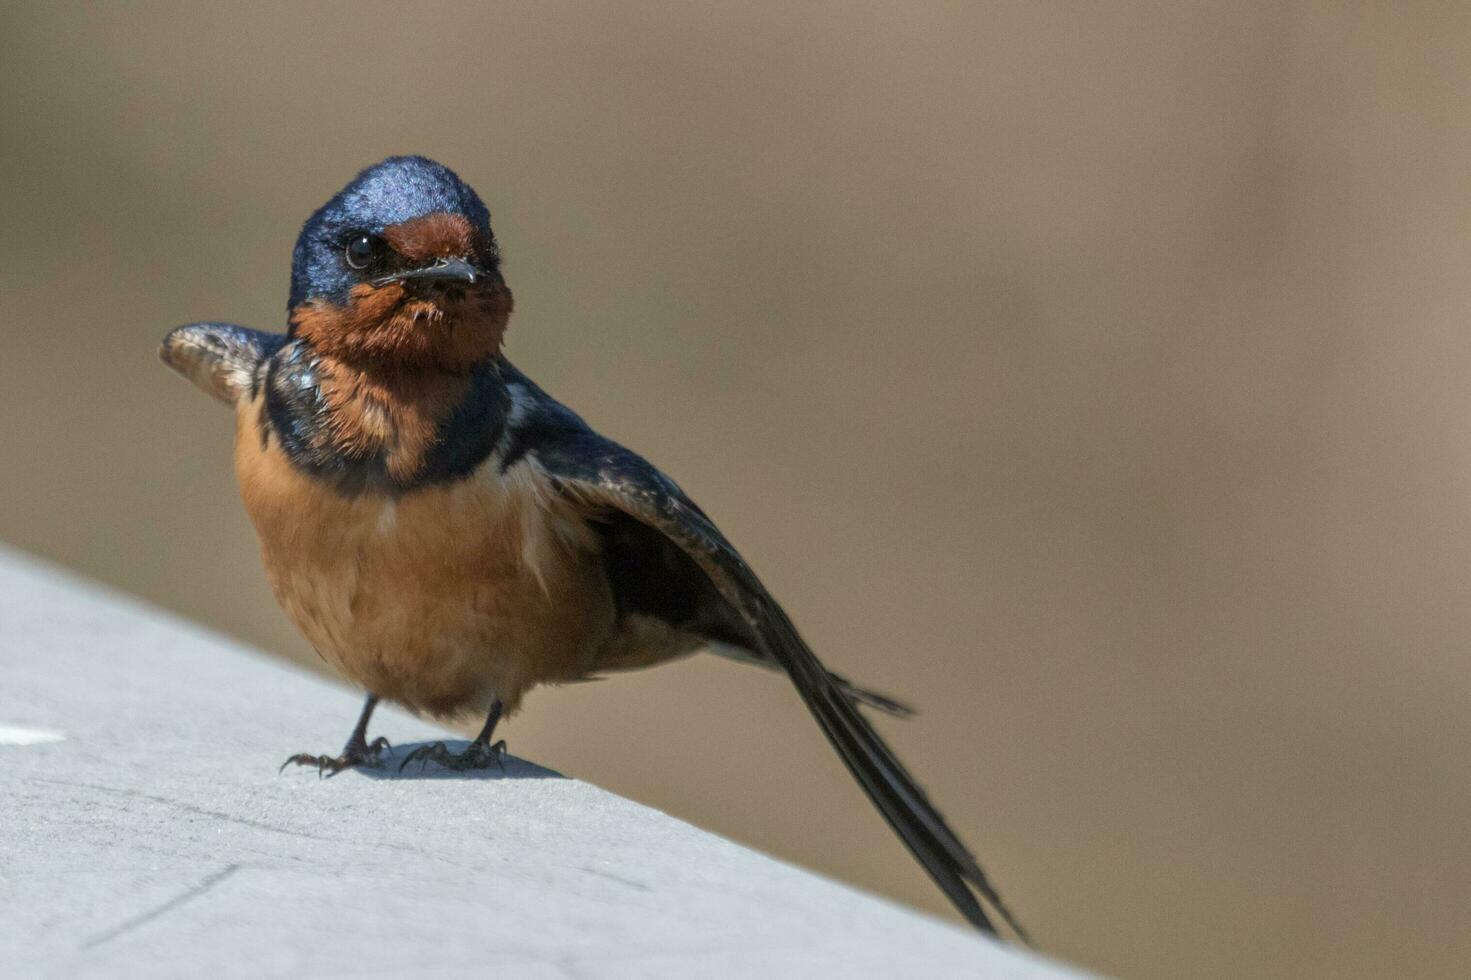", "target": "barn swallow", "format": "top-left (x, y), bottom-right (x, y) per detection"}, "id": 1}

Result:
top-left (160, 156), bottom-right (1026, 940)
